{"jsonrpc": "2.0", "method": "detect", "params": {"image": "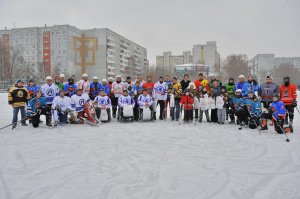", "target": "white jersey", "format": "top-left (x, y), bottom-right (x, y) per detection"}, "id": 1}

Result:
top-left (76, 79), bottom-right (90, 94)
top-left (152, 81), bottom-right (167, 101)
top-left (118, 95), bottom-right (135, 107)
top-left (137, 94), bottom-right (153, 107)
top-left (51, 96), bottom-right (72, 111)
top-left (40, 83), bottom-right (59, 104)
top-left (70, 93), bottom-right (90, 112)
top-left (94, 96), bottom-right (111, 109)
top-left (124, 82), bottom-right (134, 91)
top-left (111, 82), bottom-right (126, 98)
